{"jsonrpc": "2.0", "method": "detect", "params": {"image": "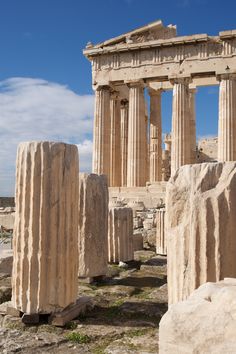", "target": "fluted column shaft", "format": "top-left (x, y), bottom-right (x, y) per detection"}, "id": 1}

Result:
top-left (149, 89), bottom-right (162, 182)
top-left (110, 92), bottom-right (121, 187)
top-left (120, 100), bottom-right (129, 186)
top-left (218, 74), bottom-right (236, 161)
top-left (189, 88), bottom-right (197, 164)
top-left (171, 78), bottom-right (191, 174)
top-left (12, 142), bottom-right (79, 314)
top-left (92, 86), bottom-right (111, 183)
top-left (127, 81), bottom-right (146, 187)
